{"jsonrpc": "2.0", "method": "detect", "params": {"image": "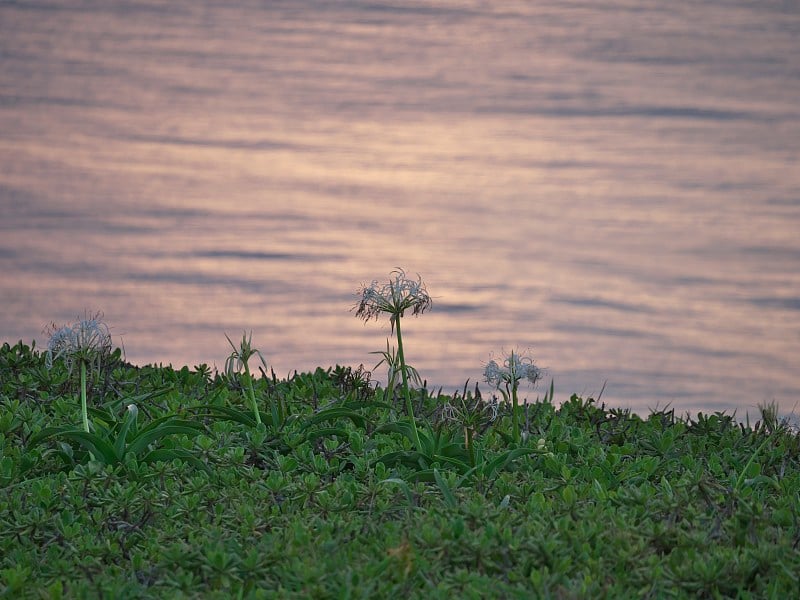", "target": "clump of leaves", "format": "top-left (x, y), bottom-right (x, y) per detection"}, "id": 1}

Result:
top-left (29, 403), bottom-right (207, 471)
top-left (439, 383), bottom-right (499, 467)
